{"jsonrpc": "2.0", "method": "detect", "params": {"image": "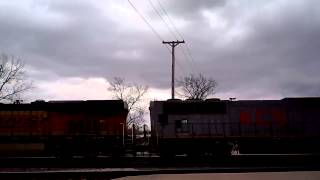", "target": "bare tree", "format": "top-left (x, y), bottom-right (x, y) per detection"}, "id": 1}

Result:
top-left (108, 77), bottom-right (148, 126)
top-left (177, 73), bottom-right (217, 100)
top-left (0, 54), bottom-right (32, 103)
